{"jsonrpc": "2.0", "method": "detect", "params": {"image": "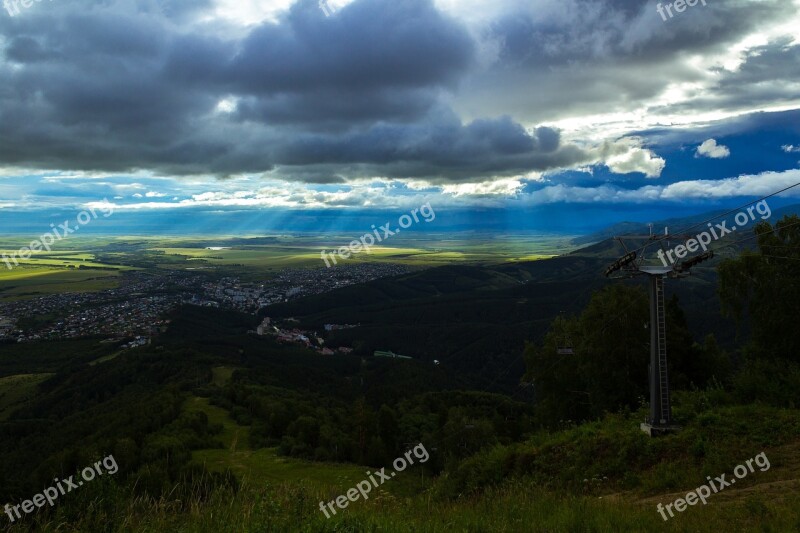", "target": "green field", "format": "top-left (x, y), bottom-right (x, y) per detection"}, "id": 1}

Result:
top-left (147, 233), bottom-right (574, 270)
top-left (153, 246), bottom-right (326, 269)
top-left (0, 234), bottom-right (575, 299)
top-left (0, 247), bottom-right (136, 301)
top-left (152, 245), bottom-right (506, 269)
top-left (0, 267), bottom-right (123, 301)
